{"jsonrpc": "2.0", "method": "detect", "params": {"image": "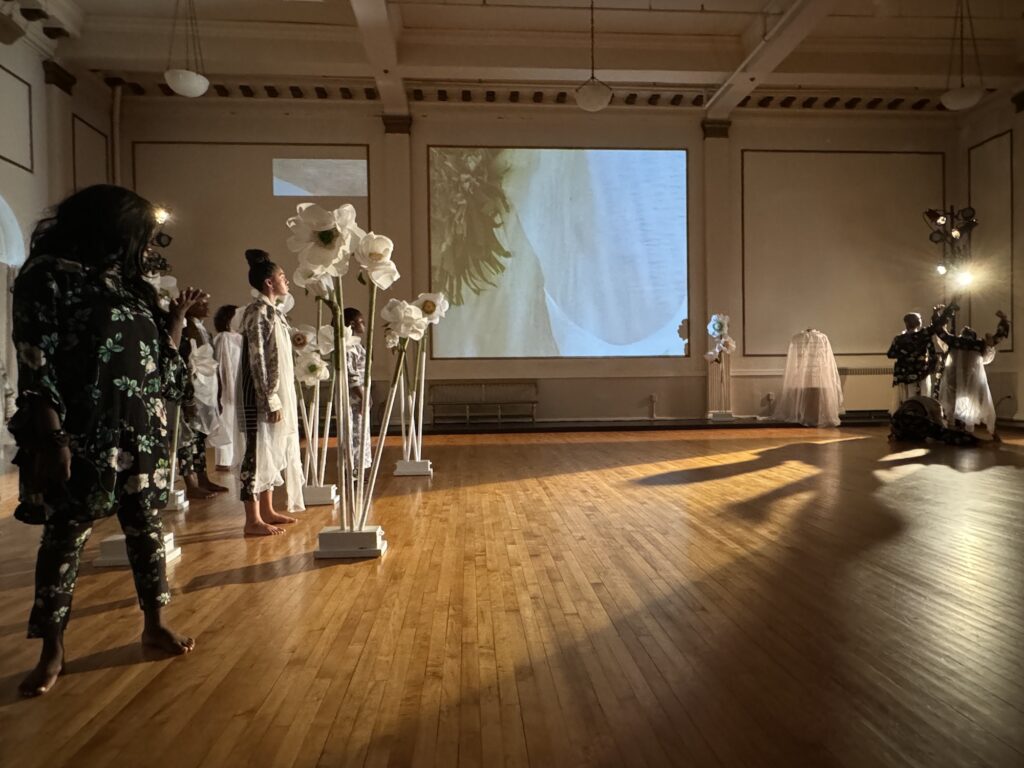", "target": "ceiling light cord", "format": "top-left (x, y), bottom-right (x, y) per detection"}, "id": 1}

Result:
top-left (589, 0), bottom-right (596, 79)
